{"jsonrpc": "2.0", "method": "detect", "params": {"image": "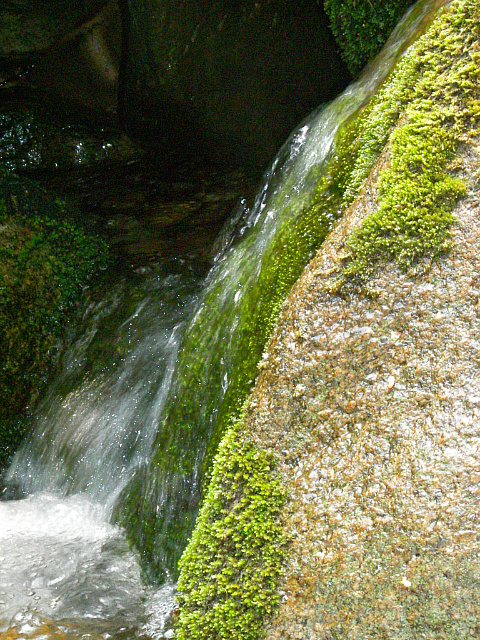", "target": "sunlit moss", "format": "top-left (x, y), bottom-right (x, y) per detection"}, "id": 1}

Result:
top-left (176, 424), bottom-right (288, 640)
top-left (343, 0), bottom-right (479, 282)
top-left (173, 1), bottom-right (478, 638)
